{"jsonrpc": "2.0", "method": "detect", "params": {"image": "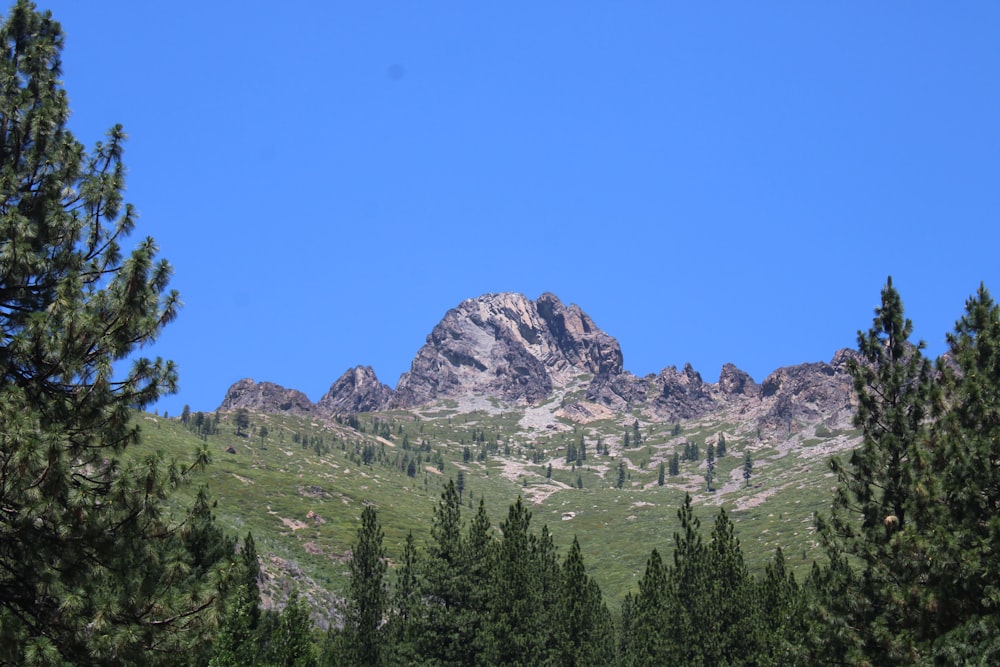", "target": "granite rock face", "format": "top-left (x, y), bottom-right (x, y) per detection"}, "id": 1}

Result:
top-left (217, 378), bottom-right (313, 414)
top-left (315, 366), bottom-right (394, 416)
top-left (212, 293), bottom-right (858, 436)
top-left (755, 349), bottom-right (857, 432)
top-left (391, 292), bottom-right (623, 407)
